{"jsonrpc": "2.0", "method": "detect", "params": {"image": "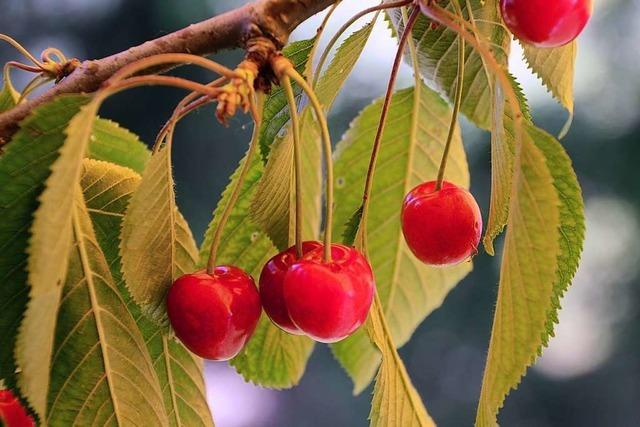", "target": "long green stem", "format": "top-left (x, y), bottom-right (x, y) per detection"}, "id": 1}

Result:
top-left (435, 1), bottom-right (466, 190)
top-left (312, 0), bottom-right (412, 87)
top-left (282, 75), bottom-right (304, 258)
top-left (359, 6), bottom-right (420, 255)
top-left (206, 92), bottom-right (263, 273)
top-left (286, 69), bottom-right (334, 262)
